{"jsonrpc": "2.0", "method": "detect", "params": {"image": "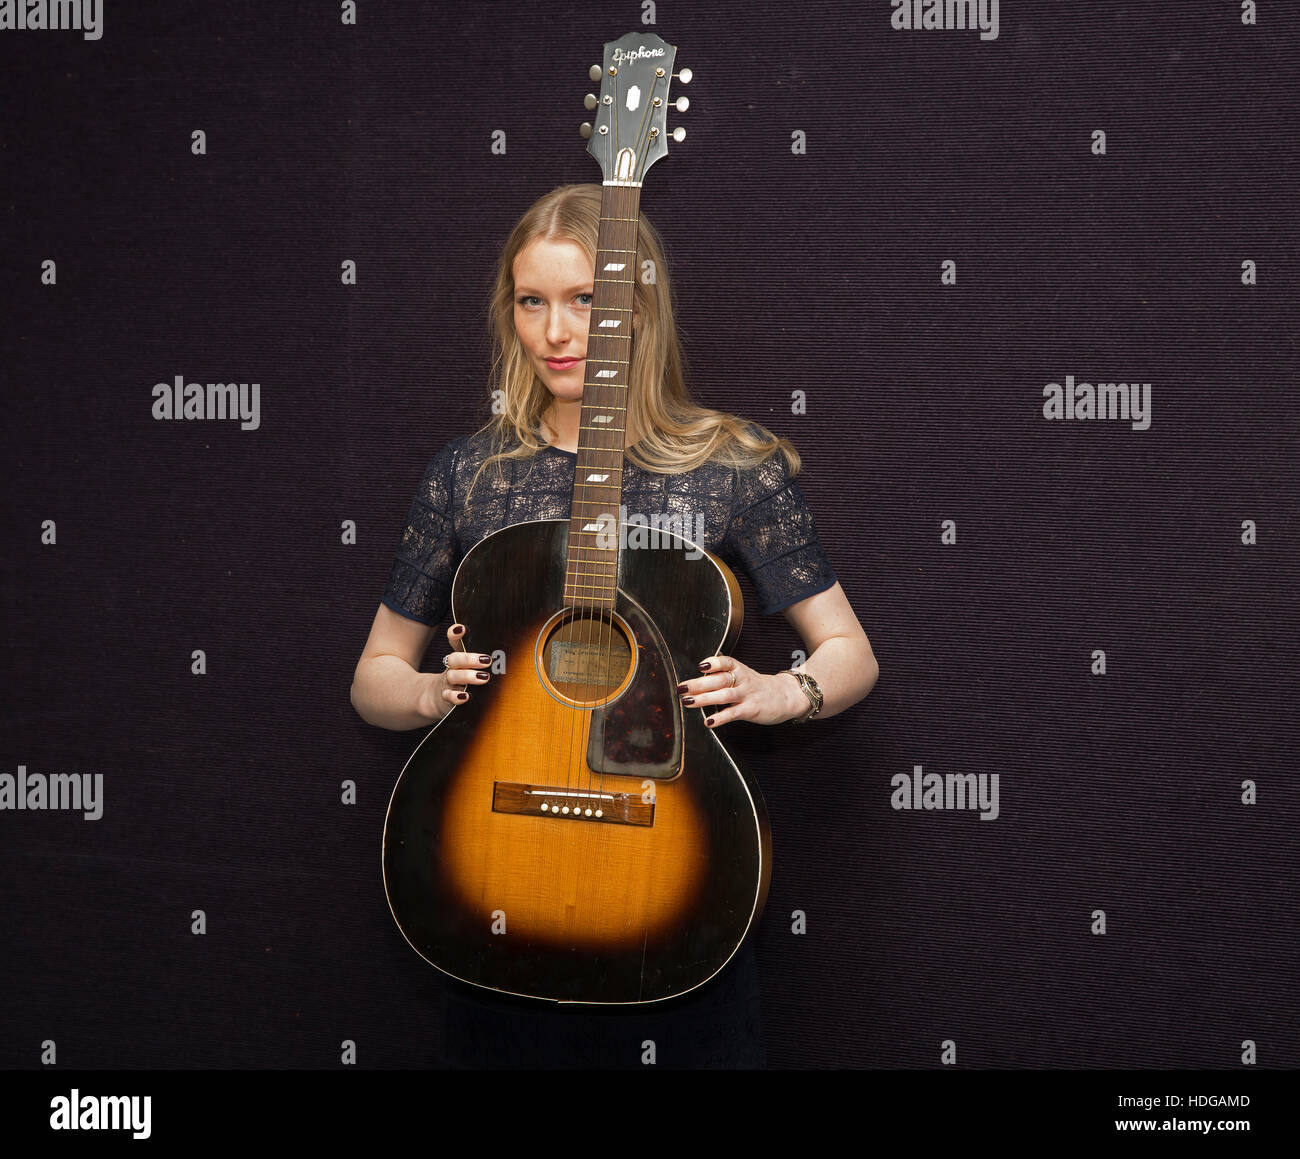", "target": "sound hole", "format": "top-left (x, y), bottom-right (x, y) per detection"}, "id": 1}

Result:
top-left (541, 611), bottom-right (634, 703)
